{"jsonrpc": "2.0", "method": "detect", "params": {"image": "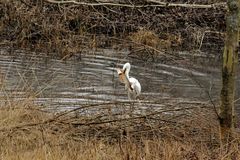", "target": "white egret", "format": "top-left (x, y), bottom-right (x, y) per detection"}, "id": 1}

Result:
top-left (117, 62), bottom-right (141, 100)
